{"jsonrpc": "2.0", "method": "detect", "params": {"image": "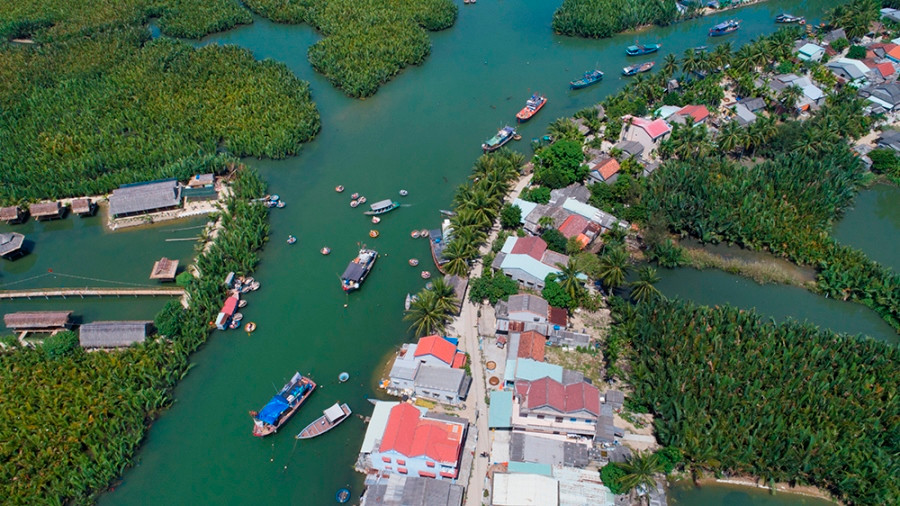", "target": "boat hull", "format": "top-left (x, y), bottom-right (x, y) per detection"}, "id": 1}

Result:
top-left (363, 203), bottom-right (399, 216)
top-left (516, 97), bottom-right (547, 123)
top-left (251, 375), bottom-right (316, 437)
top-left (296, 403), bottom-right (352, 439)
